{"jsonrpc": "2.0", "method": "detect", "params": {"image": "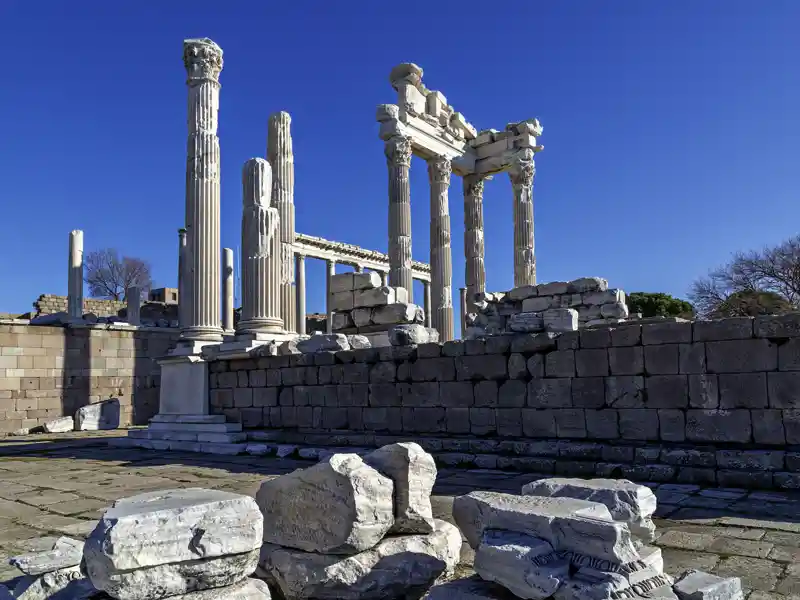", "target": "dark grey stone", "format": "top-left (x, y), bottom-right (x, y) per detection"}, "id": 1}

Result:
top-left (685, 409), bottom-right (752, 443)
top-left (470, 407), bottom-right (496, 435)
top-left (575, 348), bottom-right (609, 377)
top-left (618, 409), bottom-right (659, 440)
top-left (719, 373), bottom-right (767, 408)
top-left (610, 325), bottom-right (642, 347)
top-left (553, 408), bottom-right (586, 438)
top-left (522, 409), bottom-right (556, 437)
top-left (716, 449), bottom-right (784, 471)
top-left (556, 331), bottom-right (580, 350)
top-left (441, 340), bottom-right (465, 357)
top-left (585, 409), bottom-right (619, 439)
top-left (545, 350), bottom-right (575, 377)
top-left (658, 409), bottom-right (686, 442)
top-left (496, 408), bottom-right (523, 436)
top-left (688, 374), bottom-right (719, 409)
top-left (526, 354), bottom-right (544, 377)
top-left (580, 328), bottom-right (610, 348)
top-left (498, 380), bottom-right (527, 407)
top-left (706, 339), bottom-right (778, 373)
top-left (660, 448), bottom-right (716, 467)
top-left (679, 343), bottom-right (706, 374)
top-left (571, 377), bottom-right (605, 408)
top-left (605, 376), bottom-right (645, 408)
top-left (446, 407), bottom-right (471, 434)
top-left (439, 381), bottom-right (474, 407)
top-left (768, 372), bottom-right (800, 408)
top-left (527, 378), bottom-right (572, 408)
top-left (752, 409), bottom-right (785, 445)
top-left (644, 344), bottom-right (679, 375)
top-left (455, 355), bottom-right (507, 380)
top-left (646, 374), bottom-right (689, 408)
top-left (473, 381), bottom-right (498, 407)
top-left (693, 317), bottom-right (753, 341)
top-left (416, 343), bottom-right (442, 358)
top-left (608, 346), bottom-right (644, 375)
top-left (642, 321), bottom-right (692, 345)
top-left (507, 353), bottom-right (528, 379)
top-left (411, 358), bottom-right (455, 382)
top-left (755, 313), bottom-right (800, 338)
